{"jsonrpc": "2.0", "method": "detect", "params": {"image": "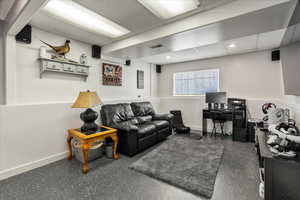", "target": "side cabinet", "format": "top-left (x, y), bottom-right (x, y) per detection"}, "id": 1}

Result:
top-left (257, 129), bottom-right (300, 200)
